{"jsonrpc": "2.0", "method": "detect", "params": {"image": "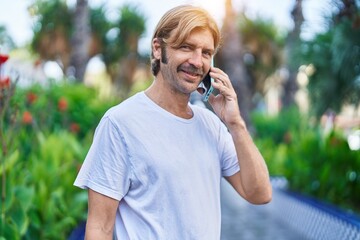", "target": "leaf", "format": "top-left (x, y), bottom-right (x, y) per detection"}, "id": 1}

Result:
top-left (0, 150), bottom-right (19, 174)
top-left (11, 199), bottom-right (29, 236)
top-left (14, 186), bottom-right (35, 212)
top-left (1, 217), bottom-right (20, 240)
top-left (2, 174), bottom-right (15, 212)
top-left (27, 209), bottom-right (41, 230)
